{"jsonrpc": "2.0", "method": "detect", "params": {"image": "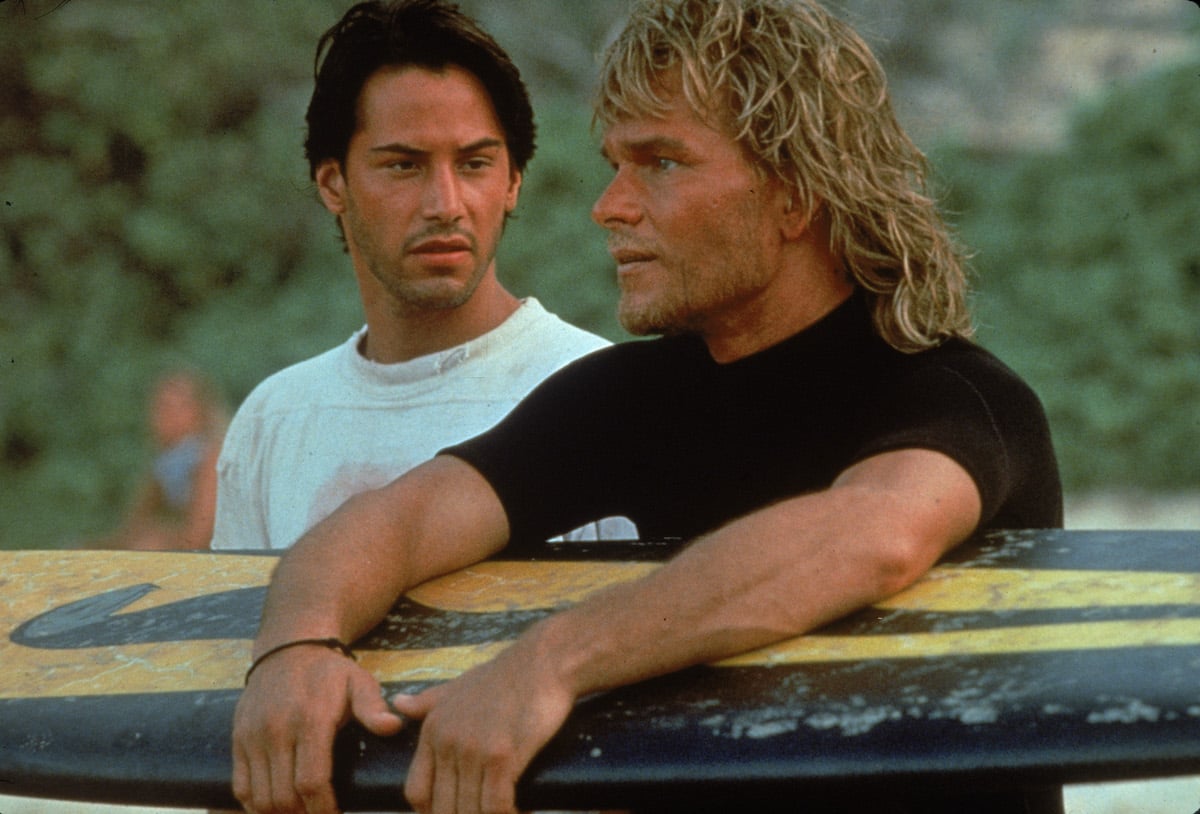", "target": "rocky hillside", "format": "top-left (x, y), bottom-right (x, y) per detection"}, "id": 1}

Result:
top-left (840, 0), bottom-right (1199, 150)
